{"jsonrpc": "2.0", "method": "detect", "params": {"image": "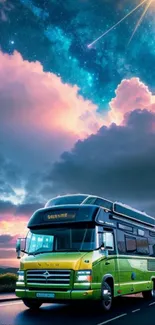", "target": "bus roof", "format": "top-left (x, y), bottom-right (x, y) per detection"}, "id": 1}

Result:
top-left (44, 194), bottom-right (155, 228)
